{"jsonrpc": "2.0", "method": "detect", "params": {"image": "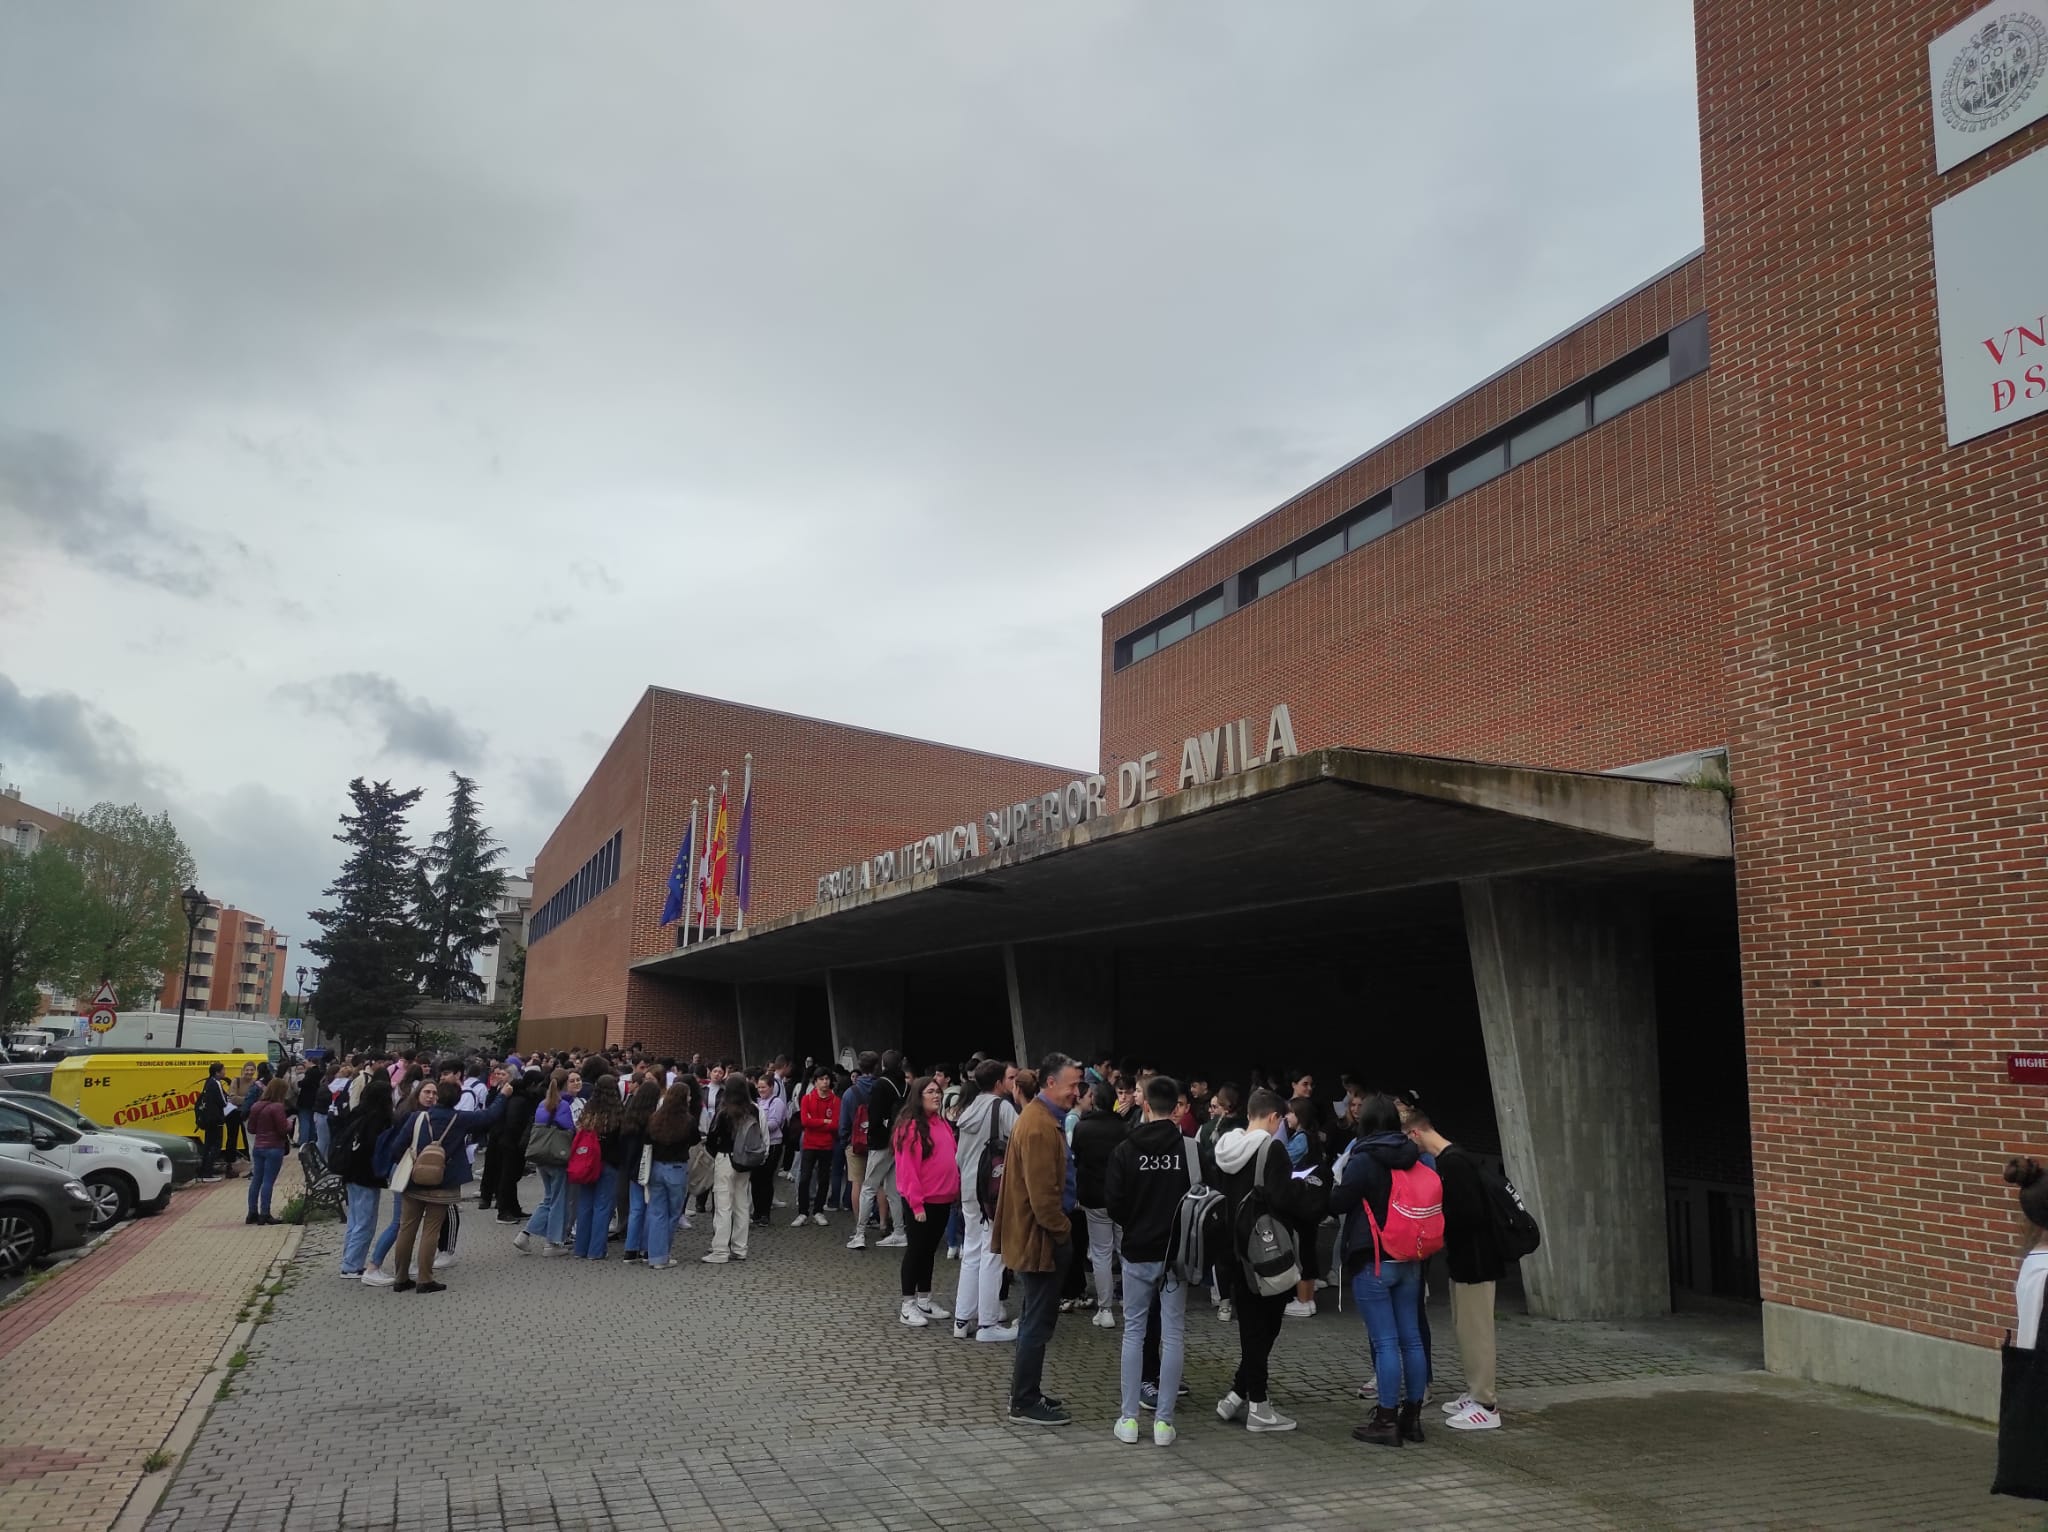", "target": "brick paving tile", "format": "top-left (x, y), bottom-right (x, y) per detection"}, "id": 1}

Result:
top-left (138, 1171), bottom-right (2036, 1532)
top-left (0, 1167), bottom-right (300, 1532)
